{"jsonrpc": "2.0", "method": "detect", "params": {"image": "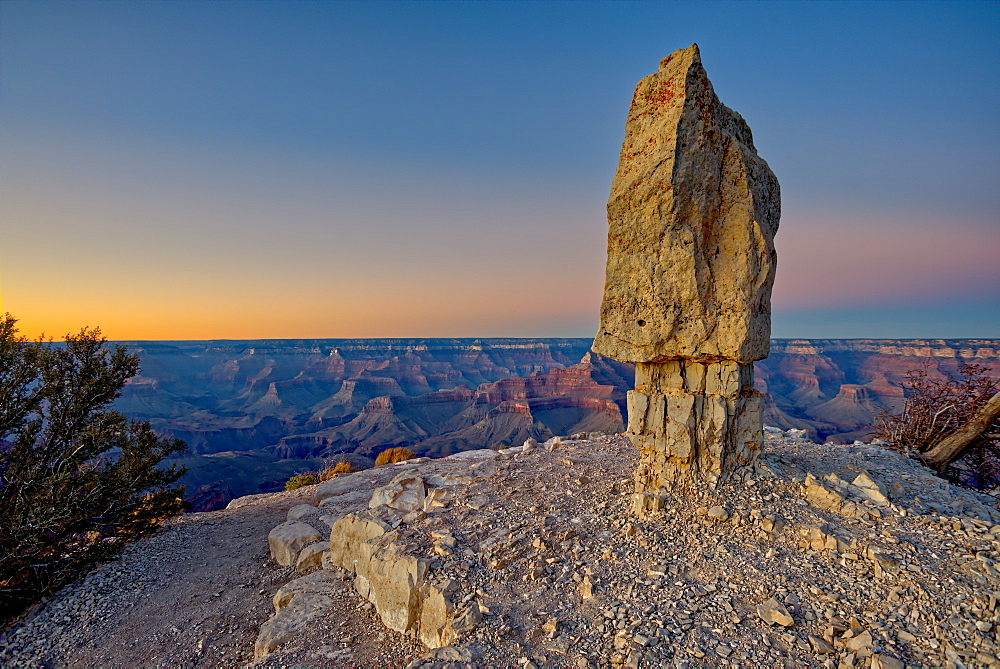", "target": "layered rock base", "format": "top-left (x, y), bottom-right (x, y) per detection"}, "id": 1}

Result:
top-left (629, 360), bottom-right (762, 515)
